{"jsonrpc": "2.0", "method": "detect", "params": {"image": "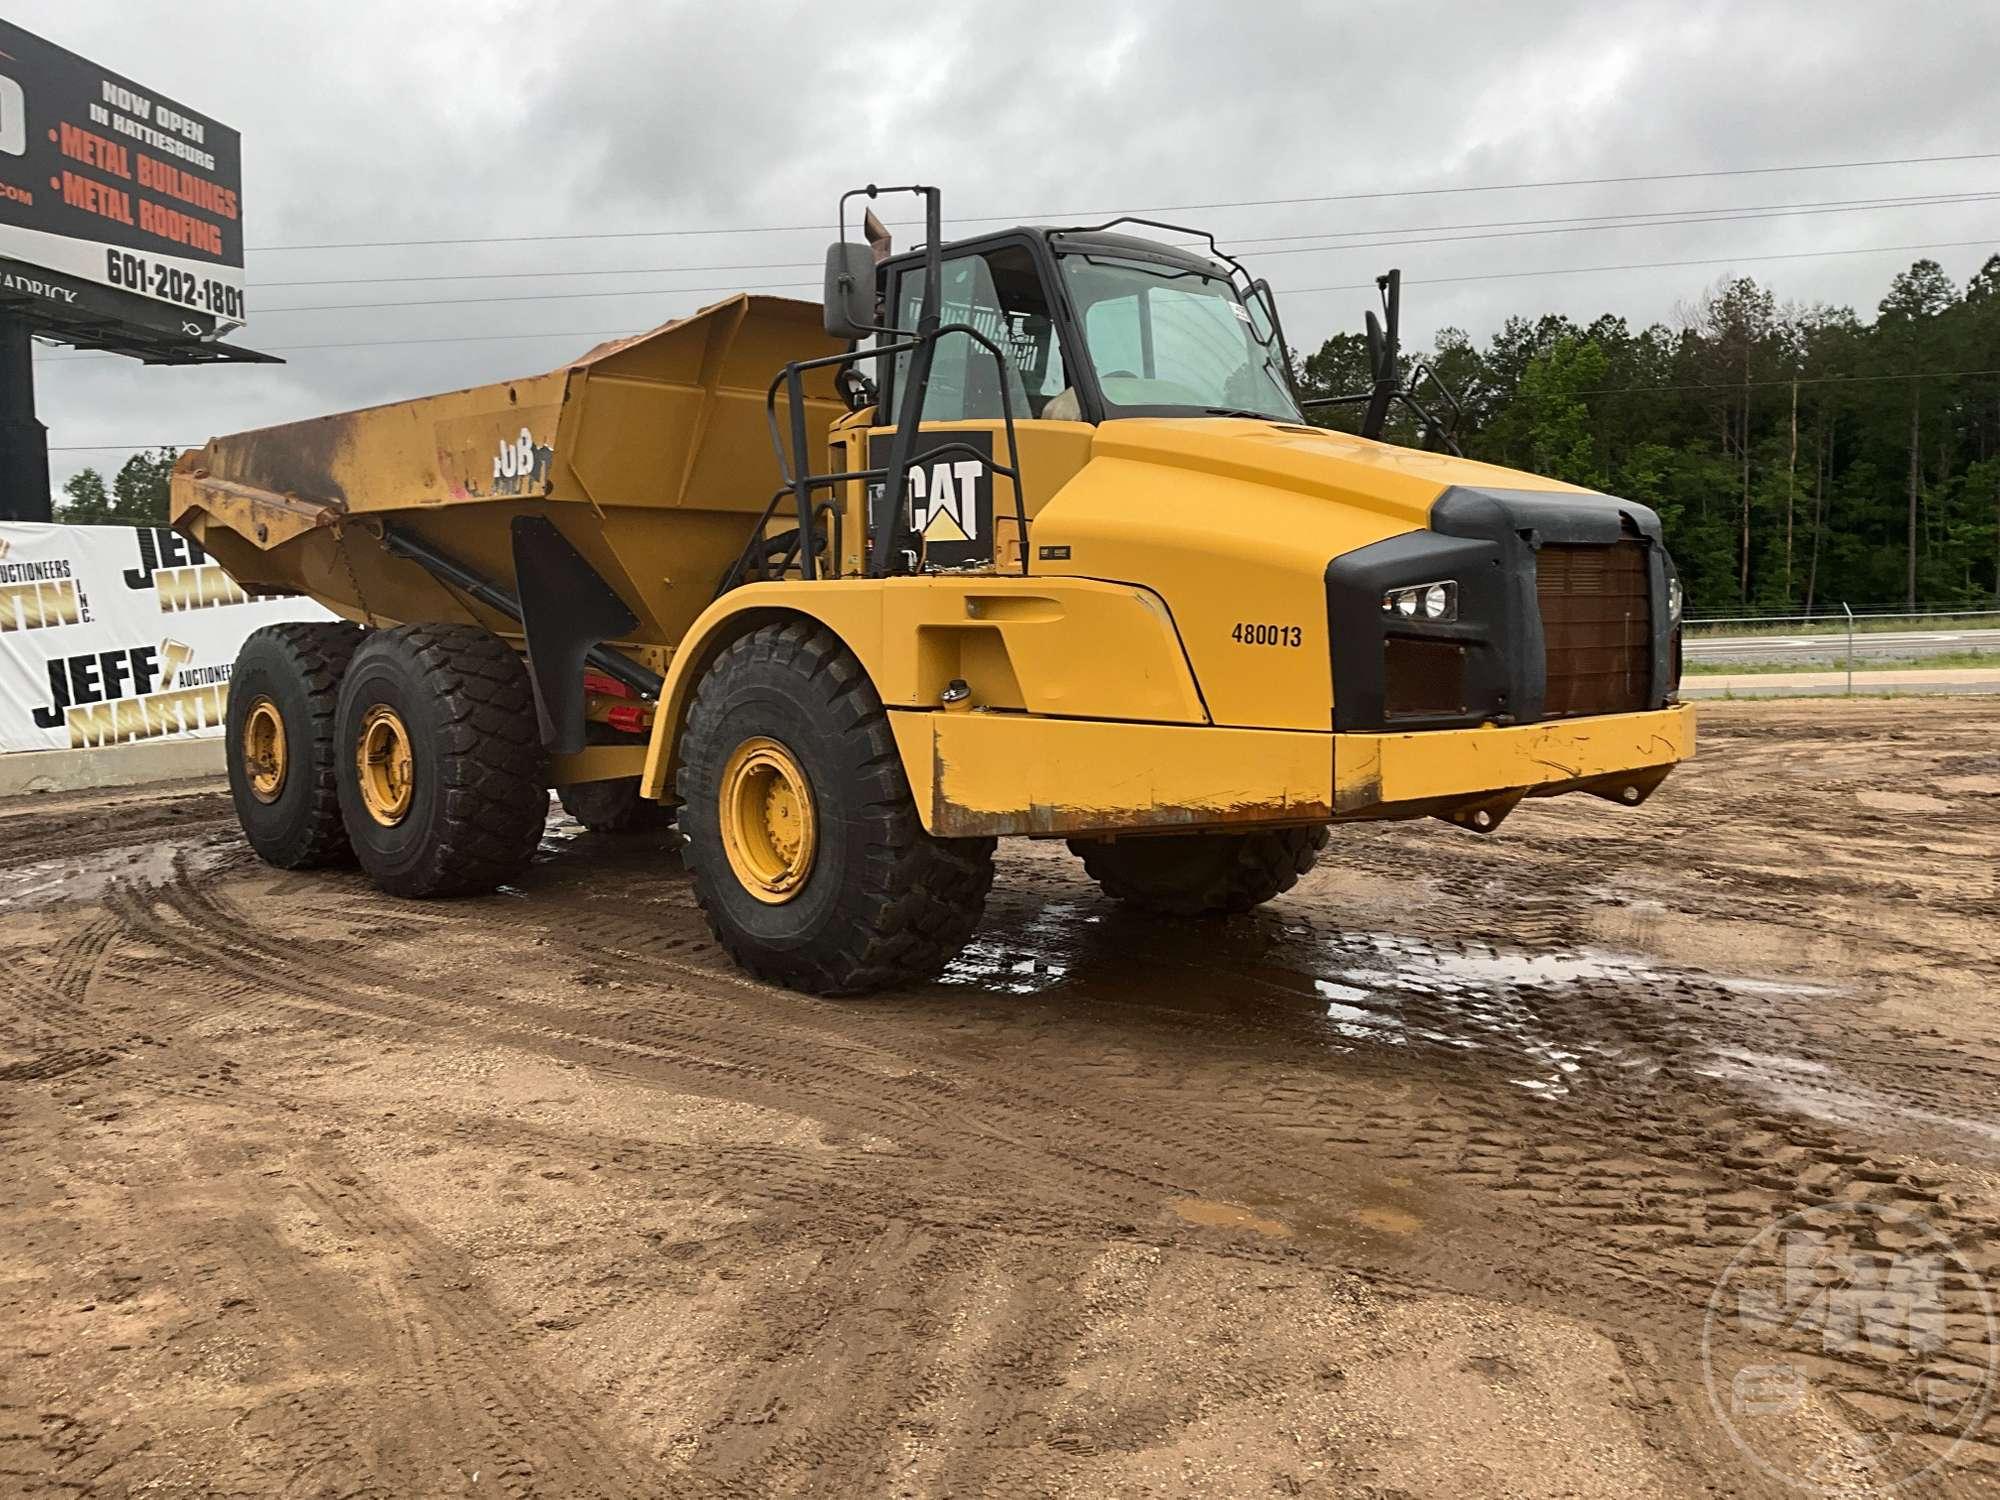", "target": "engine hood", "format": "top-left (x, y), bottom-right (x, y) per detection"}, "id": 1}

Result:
top-left (1089, 417), bottom-right (1592, 531)
top-left (1030, 416), bottom-right (1633, 733)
